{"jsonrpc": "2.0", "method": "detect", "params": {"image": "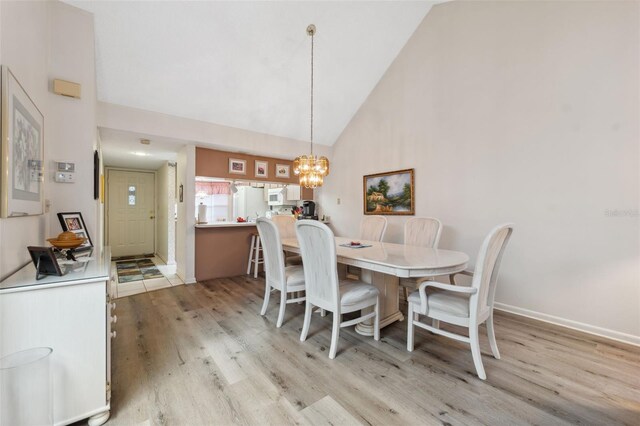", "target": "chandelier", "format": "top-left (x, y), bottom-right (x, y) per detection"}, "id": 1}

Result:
top-left (293, 24), bottom-right (329, 189)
